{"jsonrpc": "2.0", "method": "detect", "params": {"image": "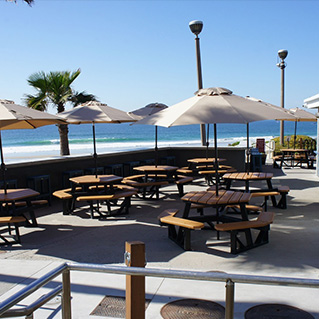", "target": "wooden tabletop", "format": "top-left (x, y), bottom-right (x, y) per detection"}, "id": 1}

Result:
top-left (133, 165), bottom-right (178, 173)
top-left (223, 172), bottom-right (273, 181)
top-left (69, 175), bottom-right (122, 185)
top-left (187, 158), bottom-right (226, 164)
top-left (0, 188), bottom-right (40, 202)
top-left (182, 190), bottom-right (251, 206)
top-left (281, 149), bottom-right (309, 152)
